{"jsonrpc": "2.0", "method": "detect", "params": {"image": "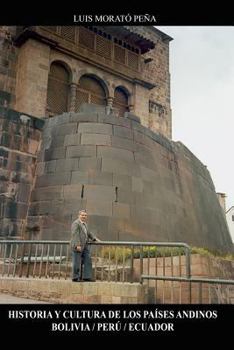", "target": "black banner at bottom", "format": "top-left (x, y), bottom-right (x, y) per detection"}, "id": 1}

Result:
top-left (0, 304), bottom-right (233, 337)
